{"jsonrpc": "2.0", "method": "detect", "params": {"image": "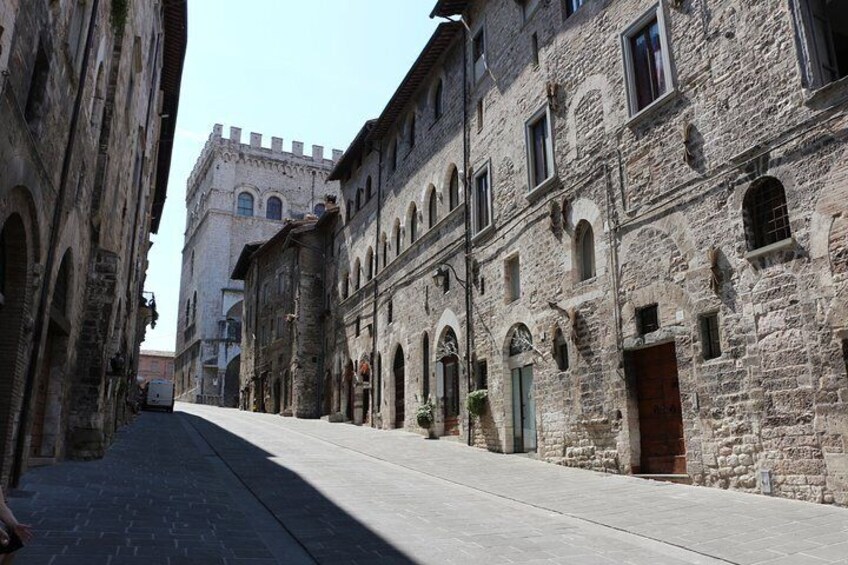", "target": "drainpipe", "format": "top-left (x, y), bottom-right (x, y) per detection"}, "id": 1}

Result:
top-left (371, 142), bottom-right (384, 426)
top-left (460, 23), bottom-right (474, 448)
top-left (12, 0), bottom-right (101, 486)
